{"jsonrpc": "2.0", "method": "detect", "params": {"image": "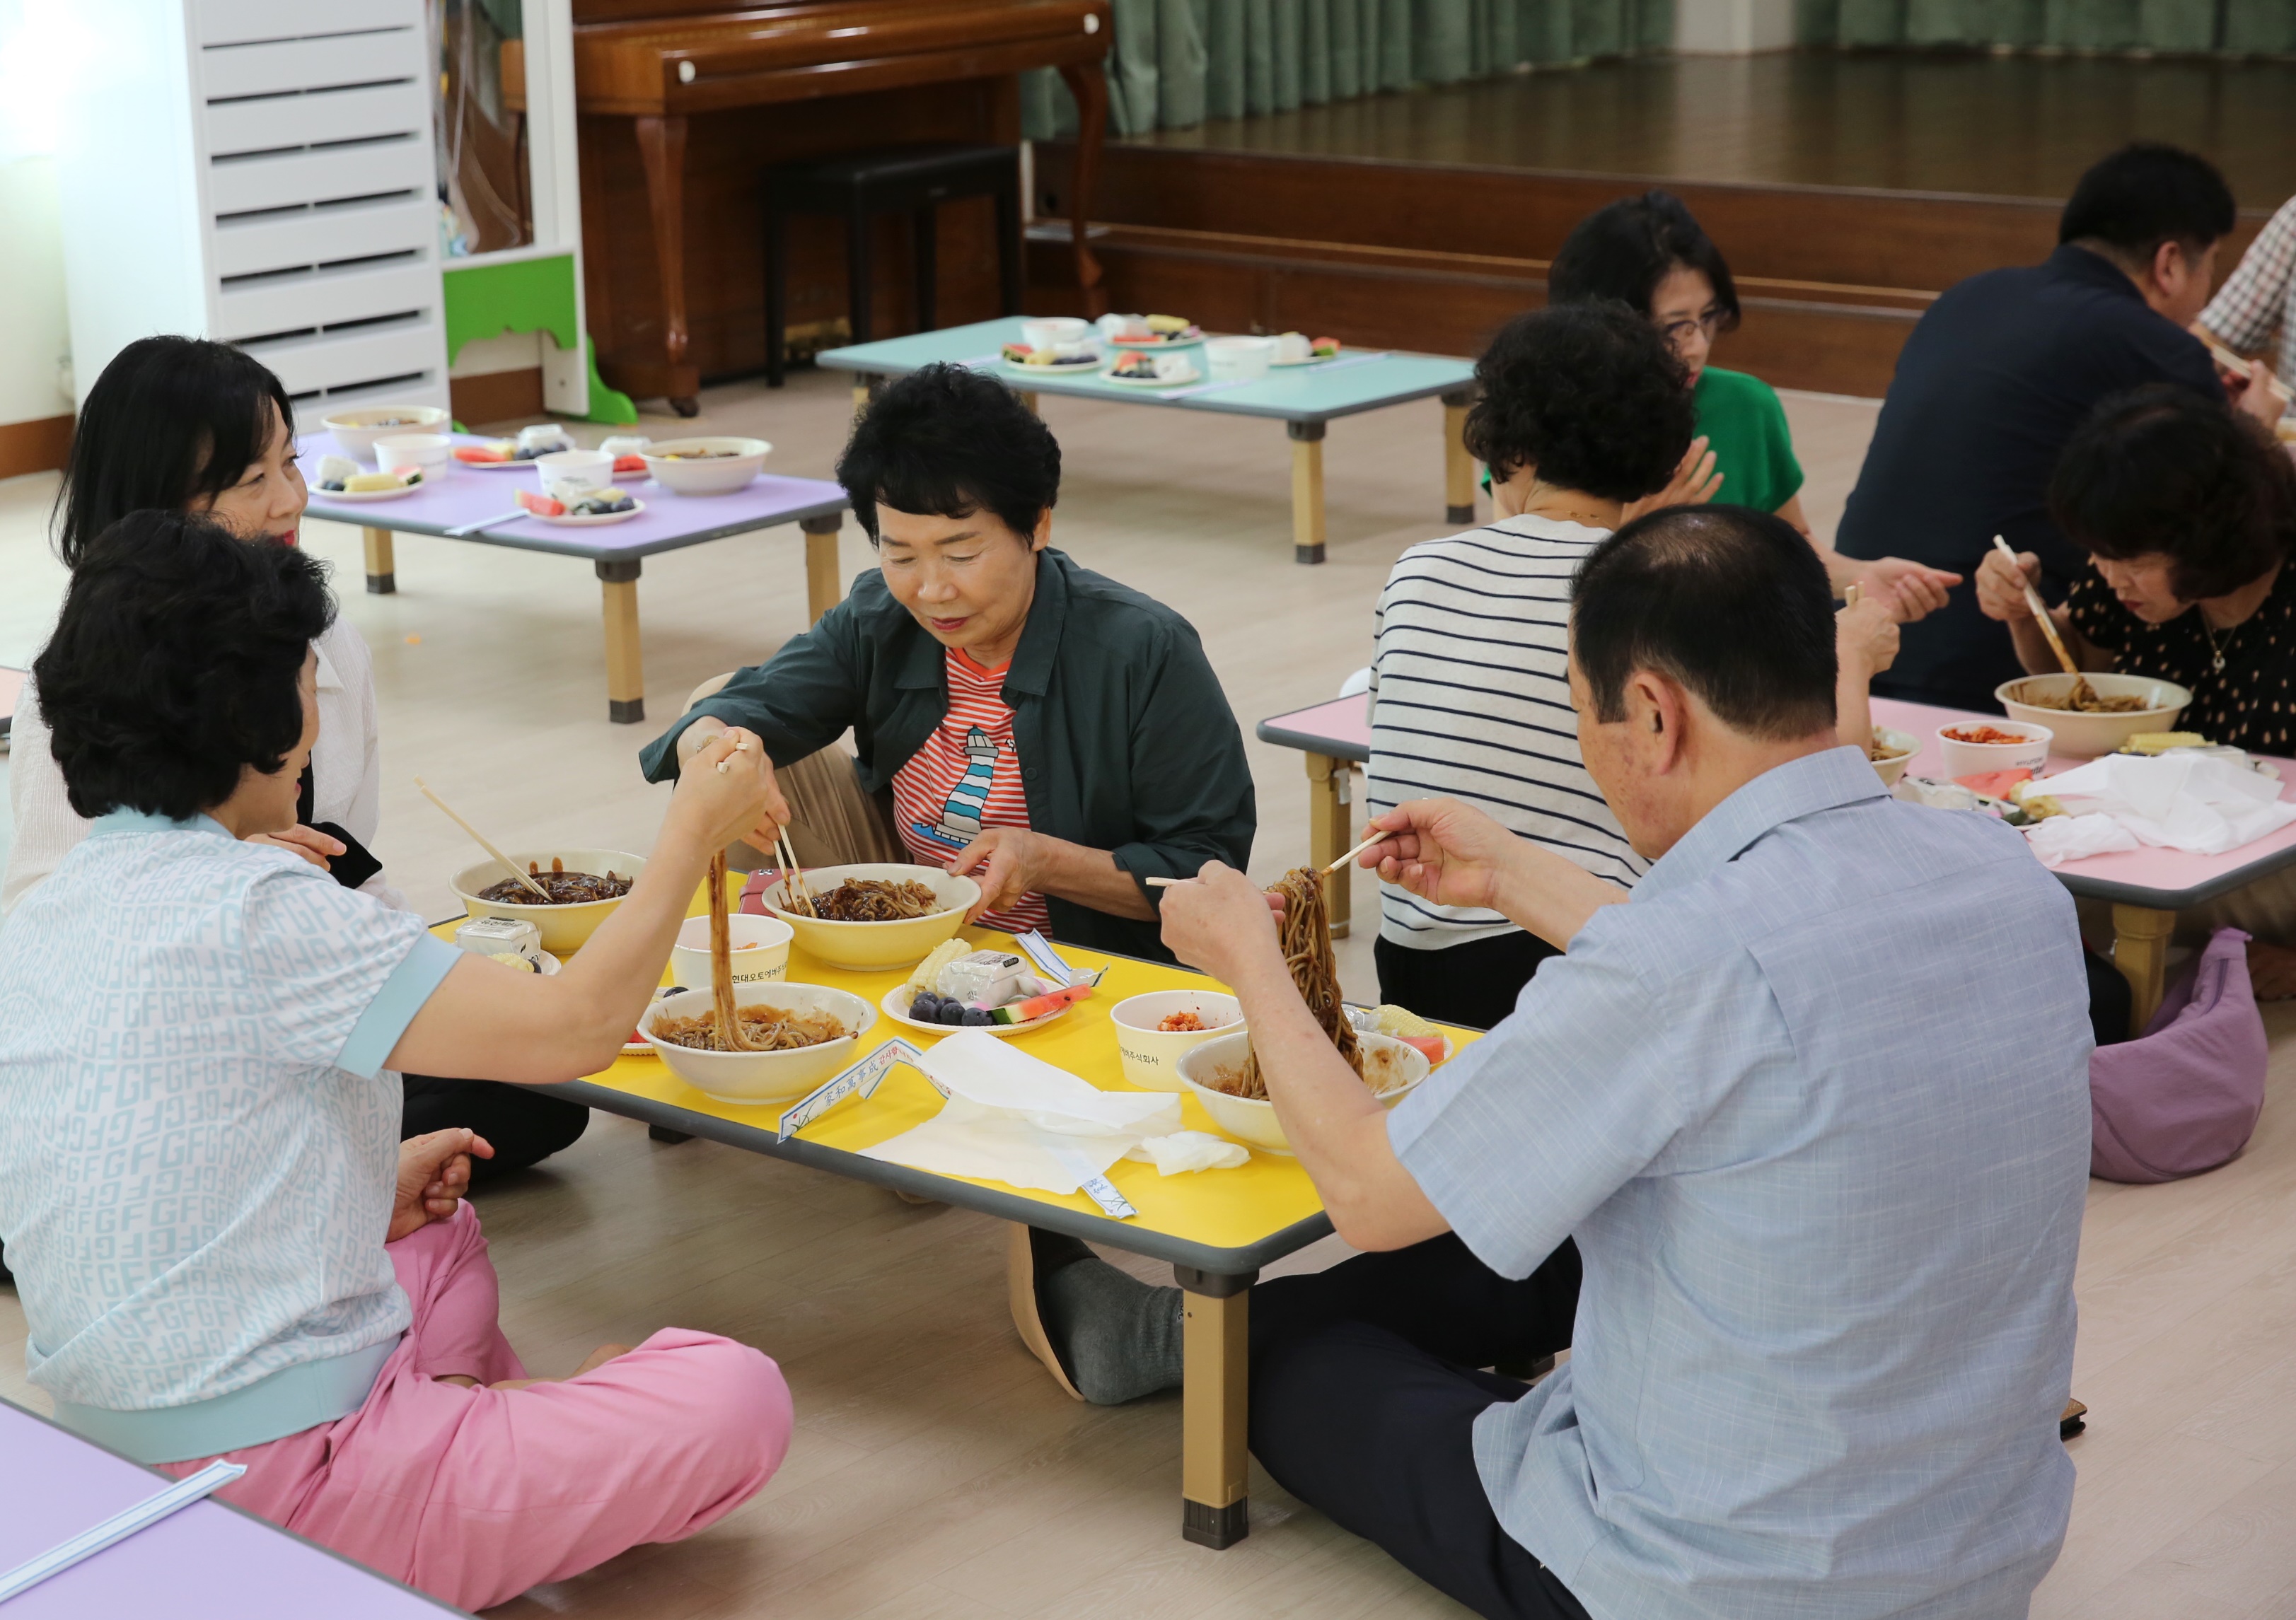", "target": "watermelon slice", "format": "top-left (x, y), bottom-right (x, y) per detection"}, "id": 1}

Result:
top-left (516, 488), bottom-right (566, 517)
